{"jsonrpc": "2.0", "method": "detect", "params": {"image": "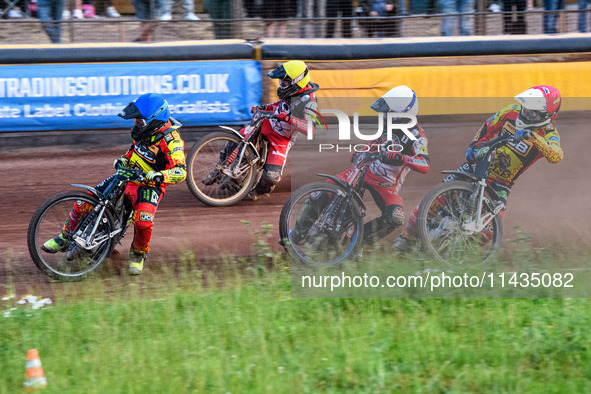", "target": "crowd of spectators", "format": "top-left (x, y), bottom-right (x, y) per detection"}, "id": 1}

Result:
top-left (3, 0), bottom-right (588, 43)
